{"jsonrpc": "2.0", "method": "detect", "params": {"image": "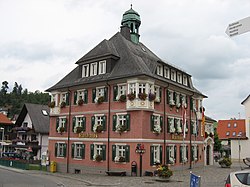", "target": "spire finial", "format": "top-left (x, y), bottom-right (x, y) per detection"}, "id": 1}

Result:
top-left (130, 4), bottom-right (132, 9)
